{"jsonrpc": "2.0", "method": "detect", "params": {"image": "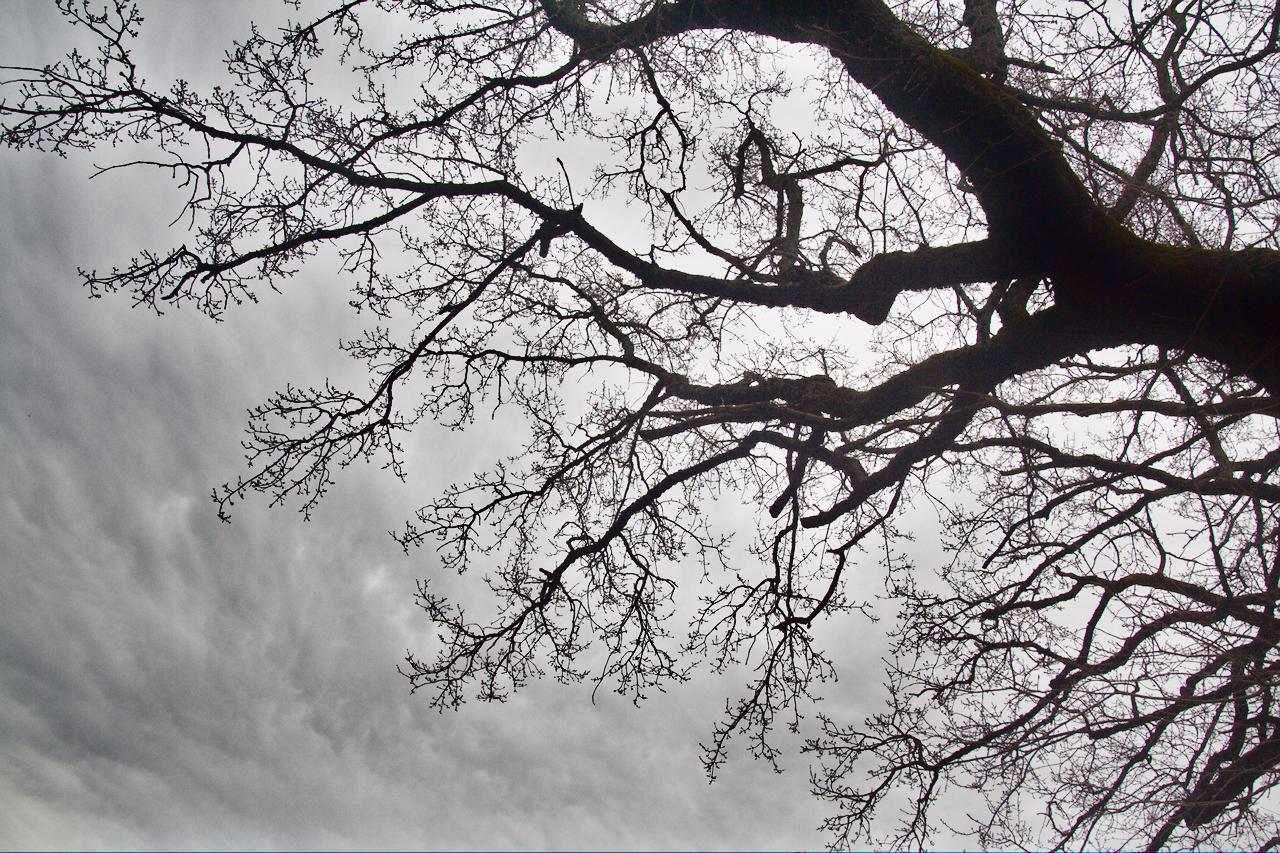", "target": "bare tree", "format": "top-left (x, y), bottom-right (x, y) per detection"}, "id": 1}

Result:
top-left (5, 0), bottom-right (1280, 848)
